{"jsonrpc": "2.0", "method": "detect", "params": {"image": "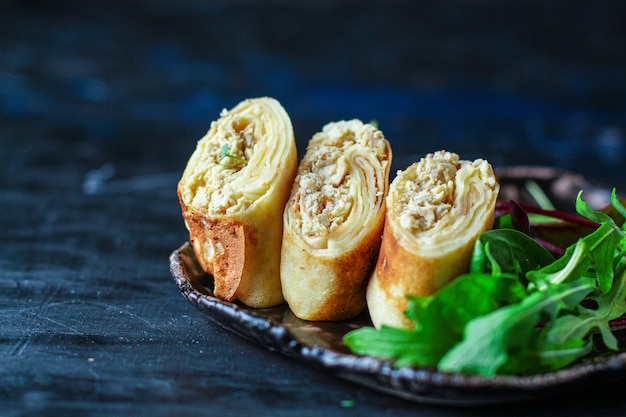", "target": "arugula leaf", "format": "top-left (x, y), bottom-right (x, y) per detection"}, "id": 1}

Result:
top-left (611, 189), bottom-right (626, 221)
top-left (344, 273), bottom-right (526, 368)
top-left (549, 267), bottom-right (626, 351)
top-left (526, 197), bottom-right (623, 293)
top-left (438, 277), bottom-right (596, 375)
top-left (342, 325), bottom-right (427, 367)
top-left (500, 331), bottom-right (592, 375)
